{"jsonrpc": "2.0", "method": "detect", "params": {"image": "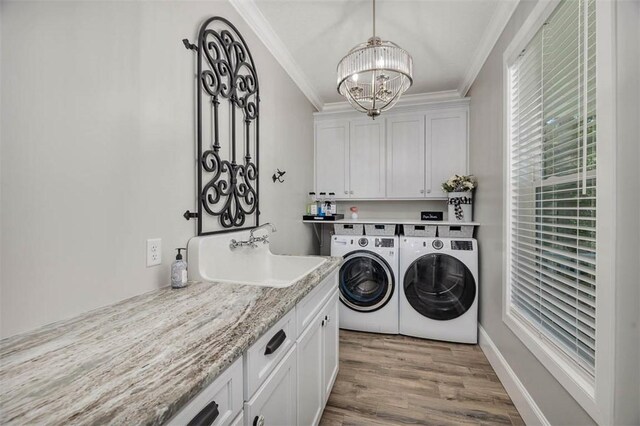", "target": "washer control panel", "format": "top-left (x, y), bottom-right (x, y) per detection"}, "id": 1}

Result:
top-left (451, 240), bottom-right (474, 250)
top-left (432, 240), bottom-right (444, 250)
top-left (358, 238), bottom-right (368, 247)
top-left (374, 238), bottom-right (395, 248)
